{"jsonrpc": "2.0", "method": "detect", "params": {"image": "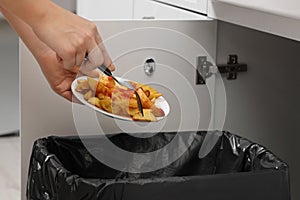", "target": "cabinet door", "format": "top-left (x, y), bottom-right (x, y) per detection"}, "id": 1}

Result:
top-left (134, 0), bottom-right (210, 20)
top-left (77, 0), bottom-right (134, 19)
